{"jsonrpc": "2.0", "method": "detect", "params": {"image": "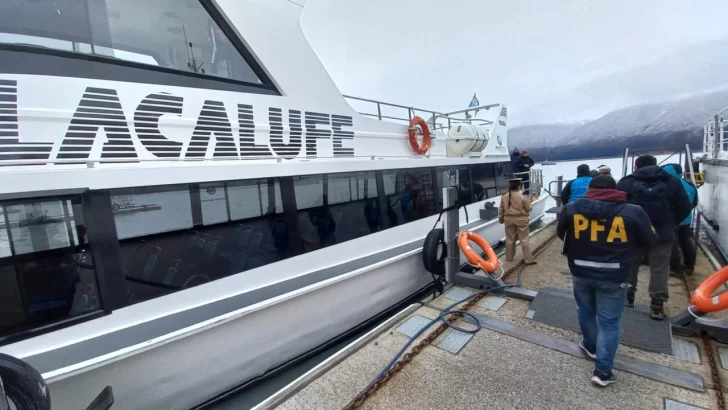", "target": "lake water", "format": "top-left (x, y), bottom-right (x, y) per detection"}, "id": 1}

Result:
top-left (203, 153), bottom-right (689, 409)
